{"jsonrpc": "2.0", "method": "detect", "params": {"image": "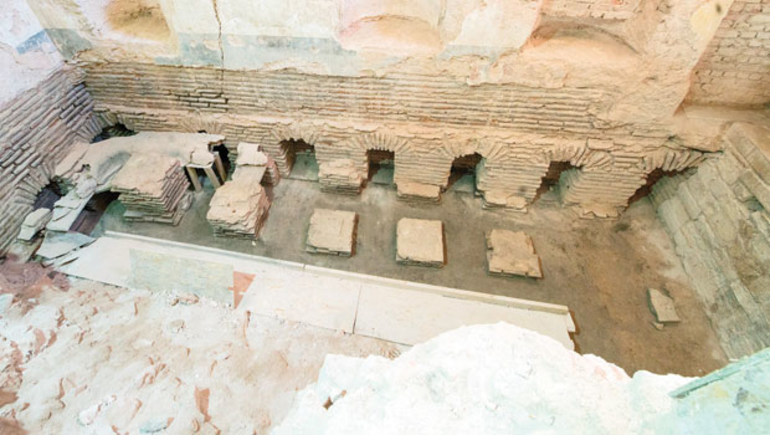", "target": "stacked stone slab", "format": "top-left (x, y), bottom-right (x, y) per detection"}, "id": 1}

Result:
top-left (396, 218), bottom-right (446, 267)
top-left (650, 123), bottom-right (770, 359)
top-left (206, 143), bottom-right (272, 239)
top-left (396, 182), bottom-right (441, 203)
top-left (111, 154), bottom-right (191, 225)
top-left (485, 230), bottom-right (543, 278)
top-left (306, 209), bottom-right (358, 256)
top-left (318, 159), bottom-right (363, 195)
top-left (207, 170), bottom-right (271, 239)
